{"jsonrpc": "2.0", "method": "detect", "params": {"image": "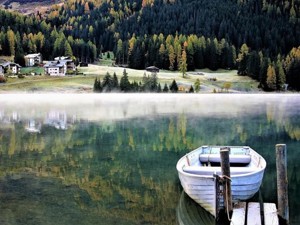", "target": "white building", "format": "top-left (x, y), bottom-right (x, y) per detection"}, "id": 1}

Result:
top-left (44, 58), bottom-right (75, 76)
top-left (24, 53), bottom-right (42, 67)
top-left (0, 62), bottom-right (21, 74)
